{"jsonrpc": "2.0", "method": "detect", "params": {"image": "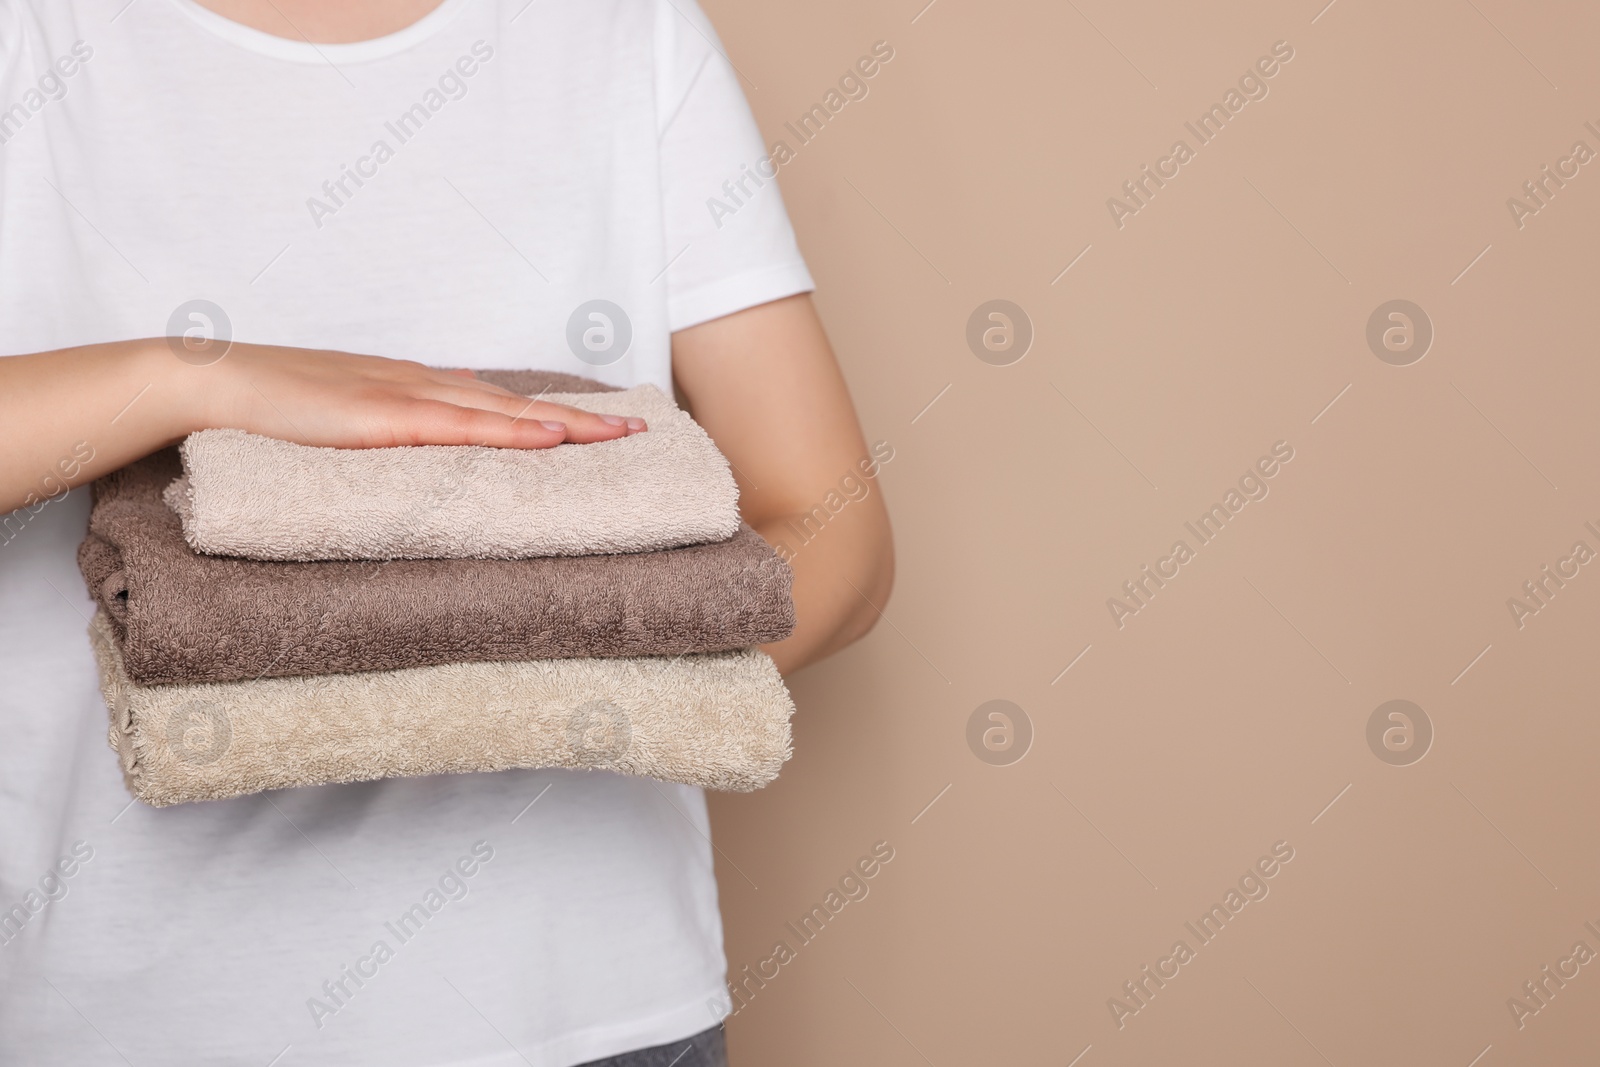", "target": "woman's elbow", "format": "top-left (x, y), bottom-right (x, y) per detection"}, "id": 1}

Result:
top-left (843, 514), bottom-right (895, 643)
